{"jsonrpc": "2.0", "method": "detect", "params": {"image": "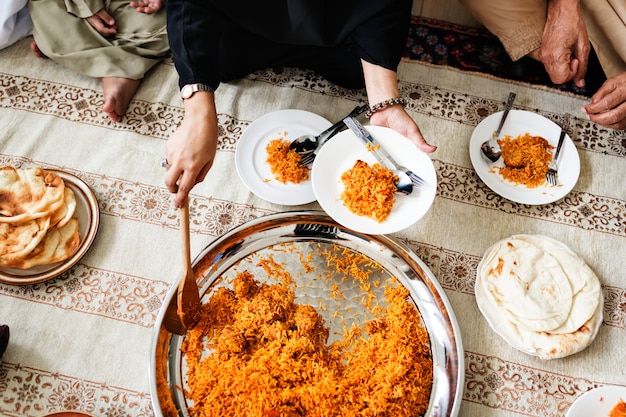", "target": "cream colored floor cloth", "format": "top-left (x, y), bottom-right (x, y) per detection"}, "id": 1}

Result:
top-left (0, 37), bottom-right (625, 417)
